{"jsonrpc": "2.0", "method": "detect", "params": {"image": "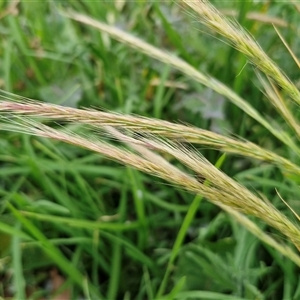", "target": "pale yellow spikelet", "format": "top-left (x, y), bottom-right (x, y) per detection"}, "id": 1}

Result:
top-left (1, 95), bottom-right (300, 176)
top-left (182, 0), bottom-right (300, 106)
